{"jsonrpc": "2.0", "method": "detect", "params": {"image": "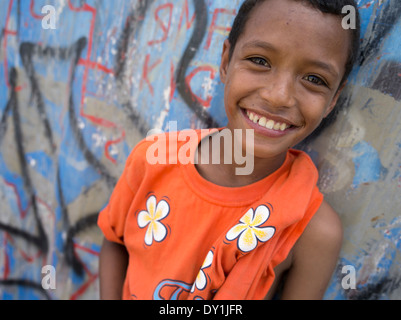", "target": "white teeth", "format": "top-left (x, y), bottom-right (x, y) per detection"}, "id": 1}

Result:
top-left (246, 111), bottom-right (290, 132)
top-left (266, 120), bottom-right (274, 130)
top-left (258, 117), bottom-right (267, 127)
